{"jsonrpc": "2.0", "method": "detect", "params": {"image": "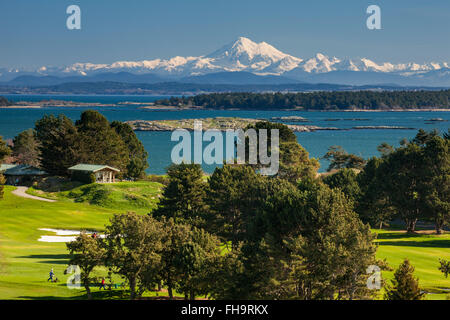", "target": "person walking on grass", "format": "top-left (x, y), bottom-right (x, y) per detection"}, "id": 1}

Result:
top-left (48, 268), bottom-right (54, 282)
top-left (99, 277), bottom-right (106, 290)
